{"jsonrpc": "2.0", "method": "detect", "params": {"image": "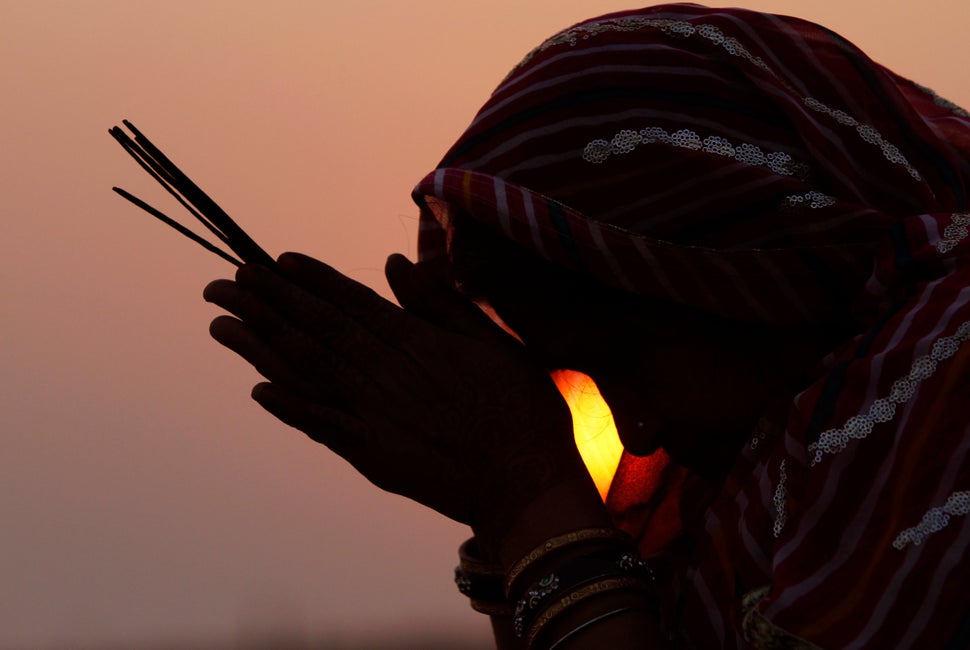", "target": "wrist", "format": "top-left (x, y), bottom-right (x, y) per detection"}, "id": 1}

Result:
top-left (472, 454), bottom-right (612, 572)
top-left (458, 467), bottom-right (663, 649)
